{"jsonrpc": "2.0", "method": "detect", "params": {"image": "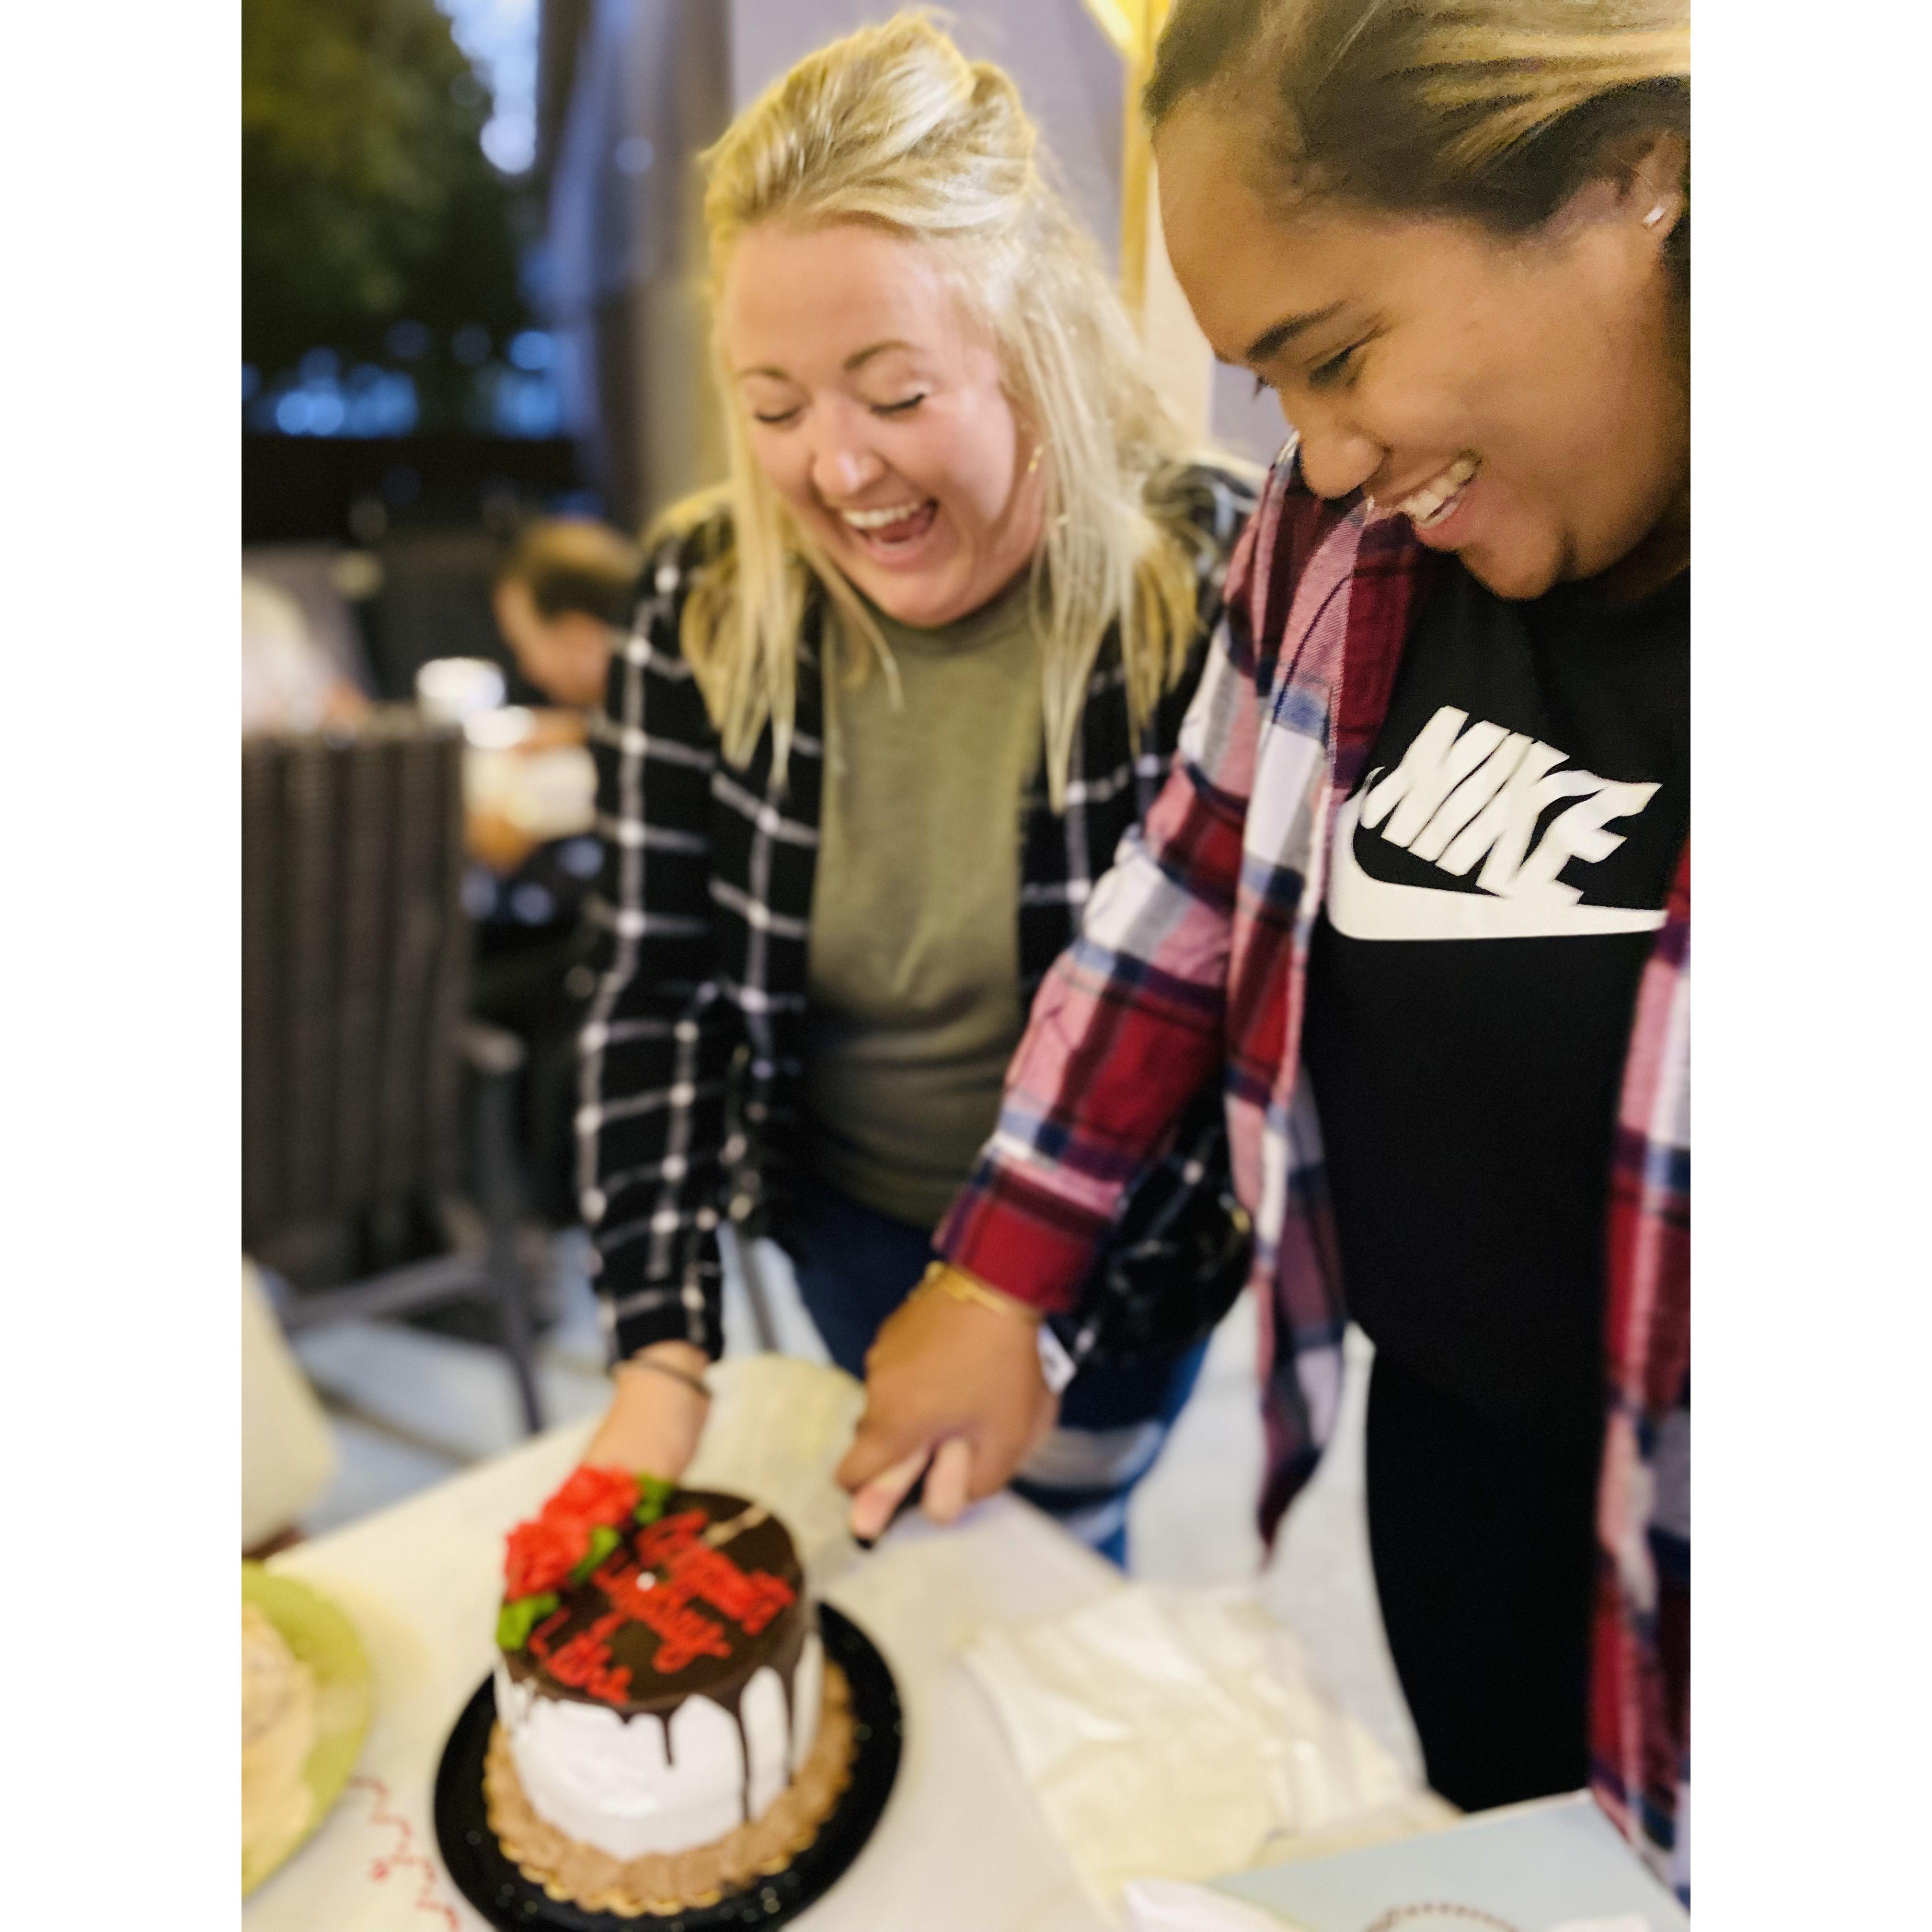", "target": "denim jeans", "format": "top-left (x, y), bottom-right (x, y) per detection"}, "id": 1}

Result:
top-left (786, 1181), bottom-right (1208, 1566)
